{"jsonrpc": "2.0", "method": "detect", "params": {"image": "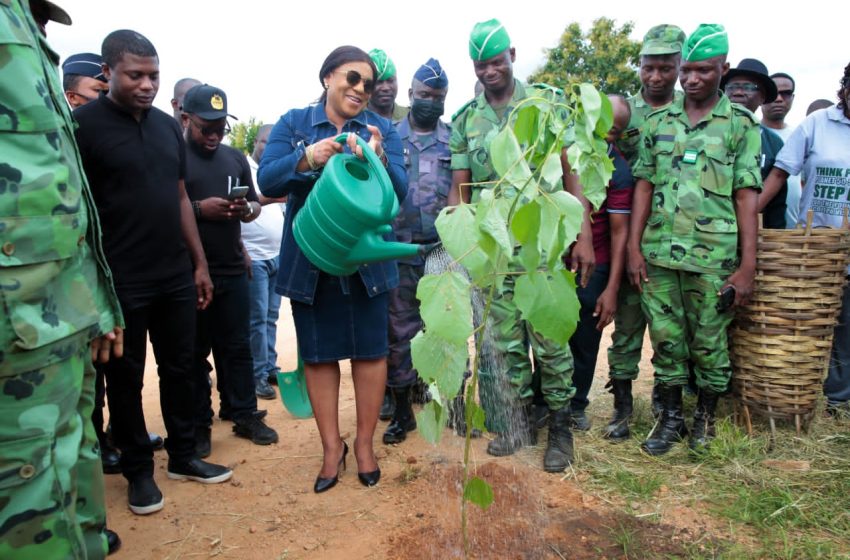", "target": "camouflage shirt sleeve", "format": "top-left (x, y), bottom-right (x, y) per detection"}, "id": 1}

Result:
top-left (450, 101), bottom-right (472, 170)
top-left (732, 114), bottom-right (763, 192)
